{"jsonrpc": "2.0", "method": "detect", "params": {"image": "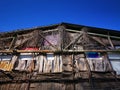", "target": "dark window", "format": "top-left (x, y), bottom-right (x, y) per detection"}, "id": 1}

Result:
top-left (86, 52), bottom-right (100, 58)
